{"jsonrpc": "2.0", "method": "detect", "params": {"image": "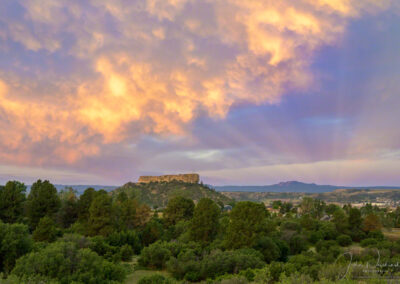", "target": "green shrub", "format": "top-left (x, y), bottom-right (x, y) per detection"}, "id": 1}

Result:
top-left (11, 241), bottom-right (126, 283)
top-left (199, 249), bottom-right (265, 280)
top-left (289, 234), bottom-right (308, 254)
top-left (336, 235), bottom-right (352, 247)
top-left (281, 221), bottom-right (302, 232)
top-left (33, 216), bottom-right (58, 242)
top-left (238, 268), bottom-right (256, 281)
top-left (367, 230), bottom-right (384, 240)
top-left (316, 240), bottom-right (338, 252)
top-left (253, 236), bottom-right (281, 263)
top-left (308, 231), bottom-right (323, 244)
top-left (106, 230), bottom-right (142, 254)
top-left (120, 244), bottom-right (134, 261)
top-left (0, 222), bottom-right (33, 274)
top-left (139, 241), bottom-right (172, 269)
top-left (360, 238), bottom-right (378, 247)
top-left (349, 229), bottom-right (366, 242)
top-left (89, 236), bottom-right (121, 262)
